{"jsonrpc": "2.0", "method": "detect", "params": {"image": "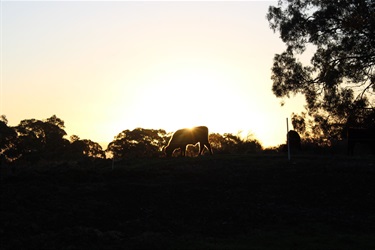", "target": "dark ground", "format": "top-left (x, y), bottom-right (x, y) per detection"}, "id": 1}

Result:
top-left (0, 154), bottom-right (374, 250)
